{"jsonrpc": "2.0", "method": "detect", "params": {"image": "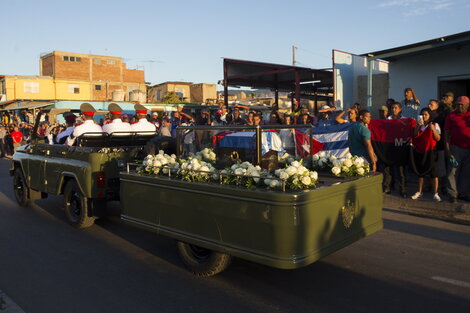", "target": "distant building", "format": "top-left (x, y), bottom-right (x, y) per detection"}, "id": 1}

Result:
top-left (190, 83), bottom-right (217, 103)
top-left (364, 31), bottom-right (470, 105)
top-left (0, 51), bottom-right (146, 103)
top-left (40, 51), bottom-right (146, 101)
